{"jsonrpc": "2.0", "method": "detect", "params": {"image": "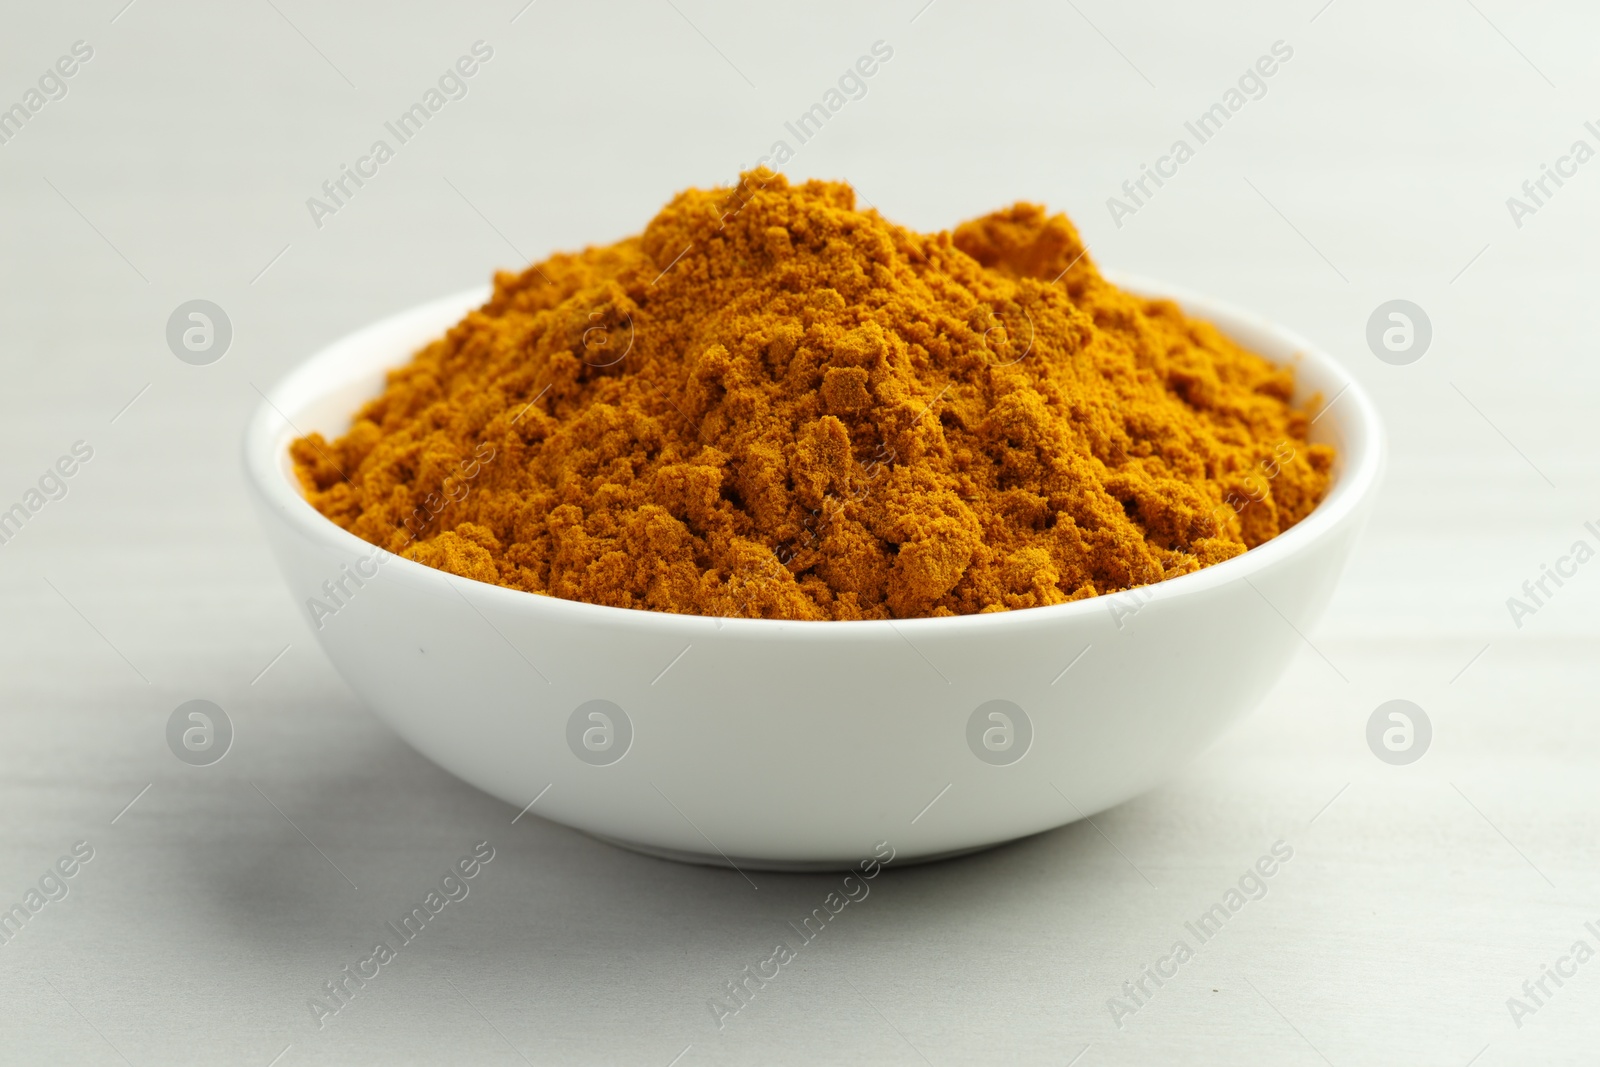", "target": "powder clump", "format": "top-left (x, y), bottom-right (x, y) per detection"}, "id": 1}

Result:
top-left (292, 170), bottom-right (1334, 620)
